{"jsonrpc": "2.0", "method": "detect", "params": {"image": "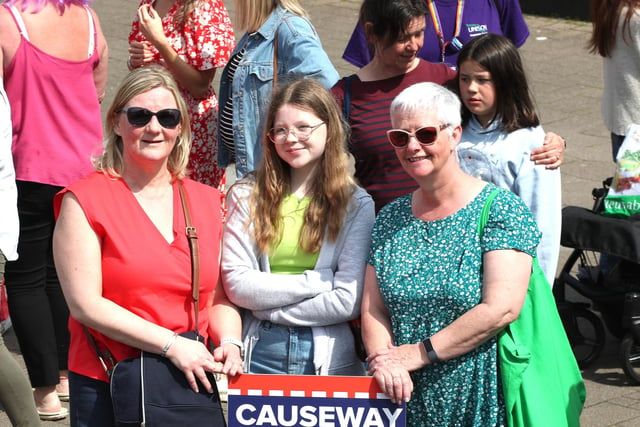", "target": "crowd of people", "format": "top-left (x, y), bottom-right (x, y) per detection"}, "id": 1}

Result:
top-left (0, 0), bottom-right (596, 425)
